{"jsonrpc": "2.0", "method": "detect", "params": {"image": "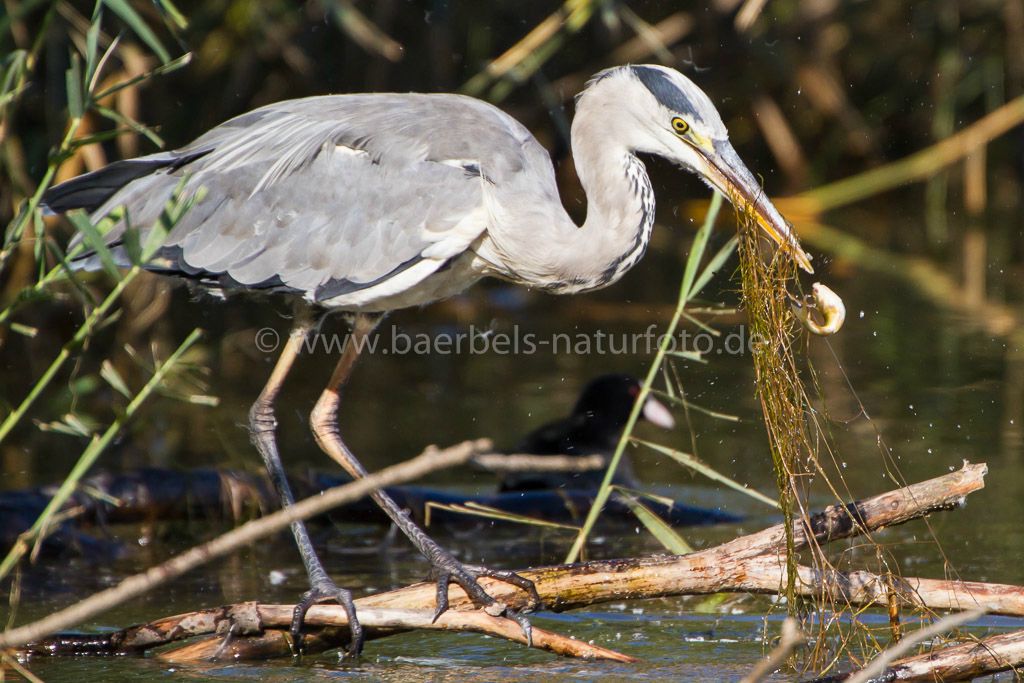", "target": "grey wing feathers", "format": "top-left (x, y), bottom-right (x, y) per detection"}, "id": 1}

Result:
top-left (50, 93), bottom-right (549, 305)
top-left (41, 149), bottom-right (212, 216)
